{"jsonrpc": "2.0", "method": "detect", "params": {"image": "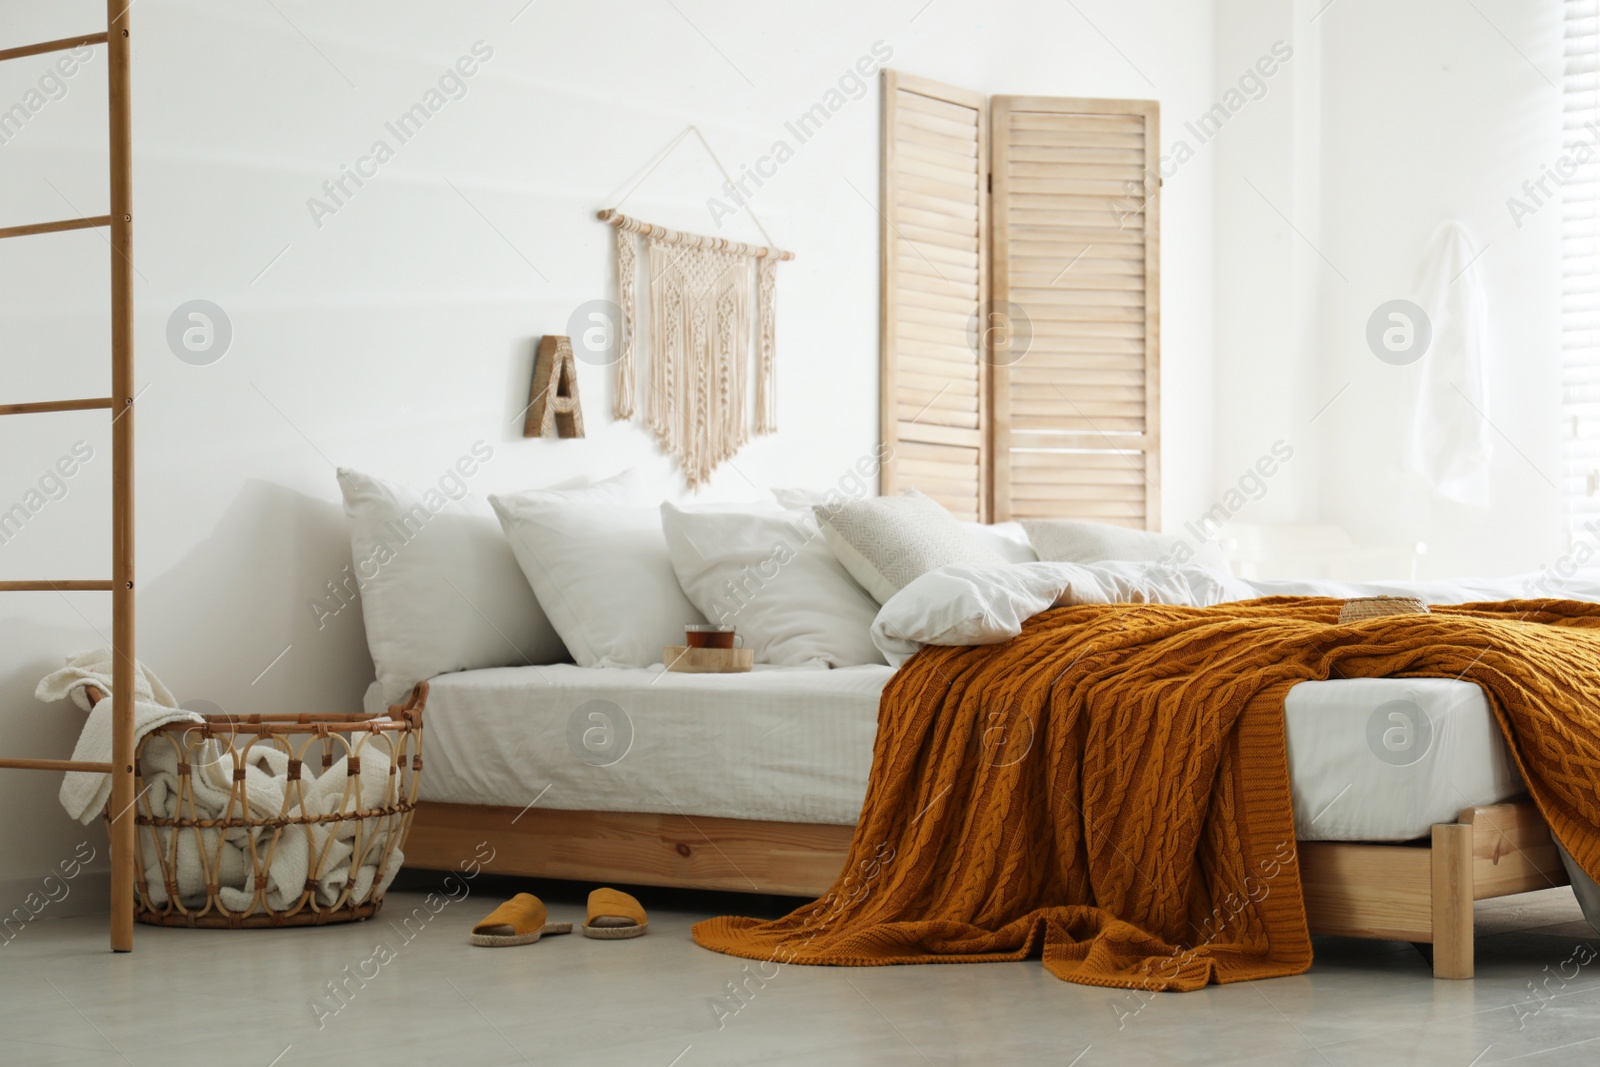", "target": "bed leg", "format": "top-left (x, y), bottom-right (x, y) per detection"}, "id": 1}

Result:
top-left (1431, 822), bottom-right (1474, 979)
